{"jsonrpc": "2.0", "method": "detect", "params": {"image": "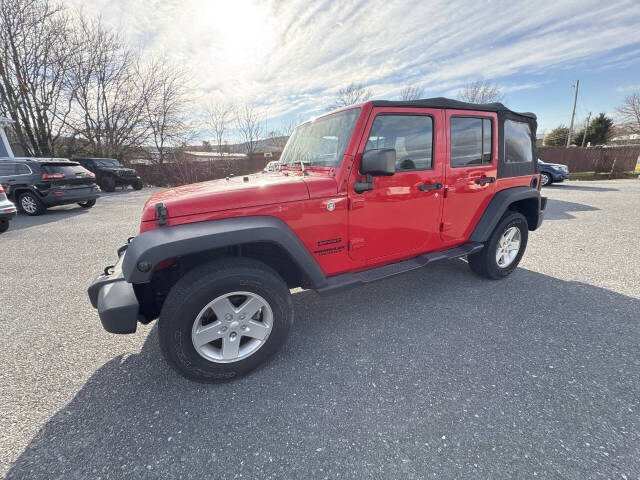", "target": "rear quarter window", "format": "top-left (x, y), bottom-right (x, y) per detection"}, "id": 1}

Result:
top-left (504, 120), bottom-right (533, 164)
